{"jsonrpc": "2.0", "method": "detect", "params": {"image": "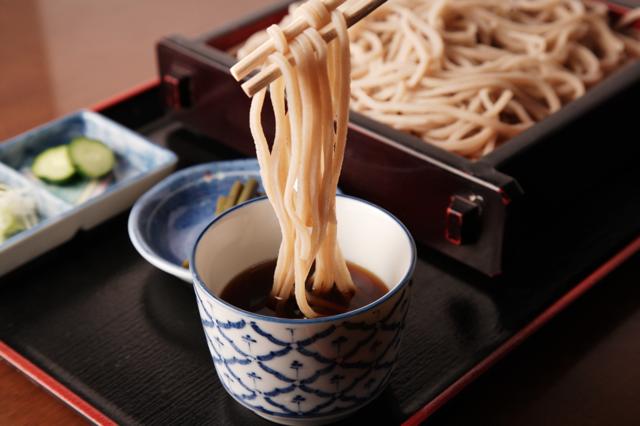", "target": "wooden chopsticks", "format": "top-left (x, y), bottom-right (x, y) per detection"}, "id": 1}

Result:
top-left (231, 0), bottom-right (347, 82)
top-left (230, 0), bottom-right (388, 97)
